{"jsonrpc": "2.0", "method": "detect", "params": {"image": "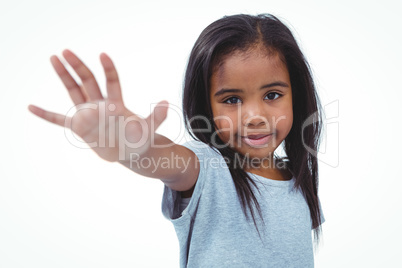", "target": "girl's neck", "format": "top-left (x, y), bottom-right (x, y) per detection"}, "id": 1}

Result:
top-left (245, 158), bottom-right (293, 181)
